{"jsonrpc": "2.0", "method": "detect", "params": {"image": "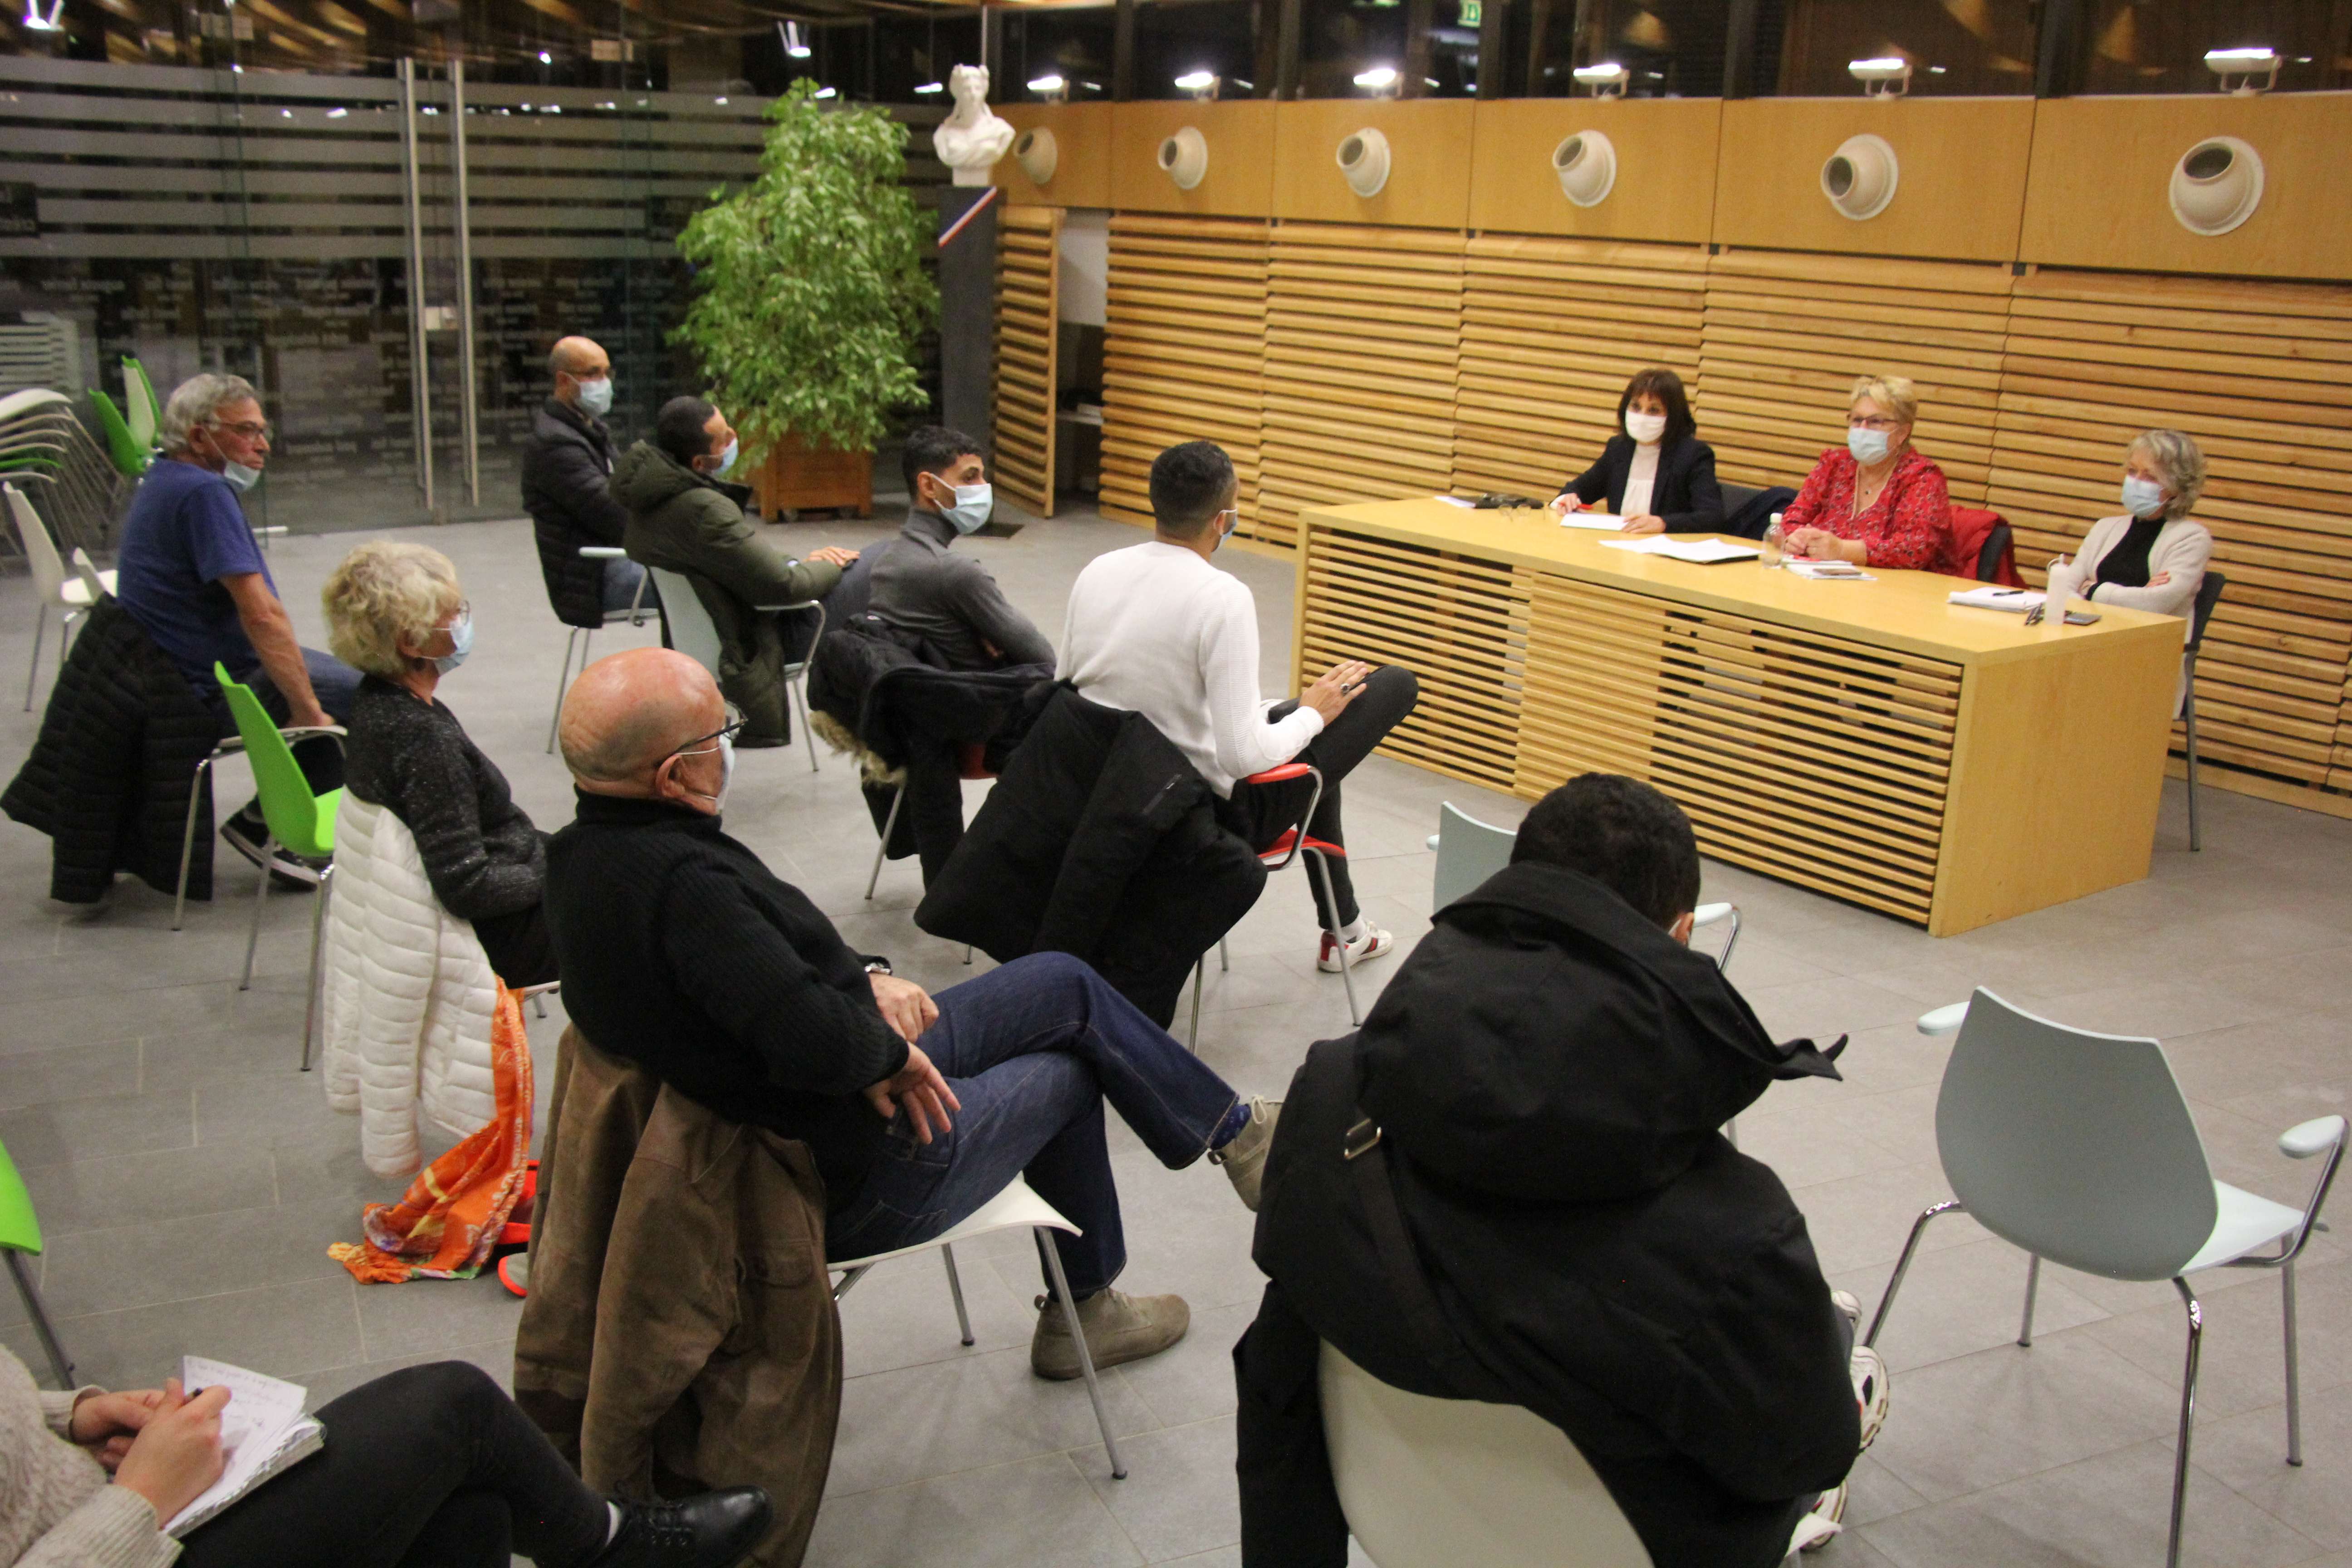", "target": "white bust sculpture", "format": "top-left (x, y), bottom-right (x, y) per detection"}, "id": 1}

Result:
top-left (932, 64), bottom-right (1014, 187)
